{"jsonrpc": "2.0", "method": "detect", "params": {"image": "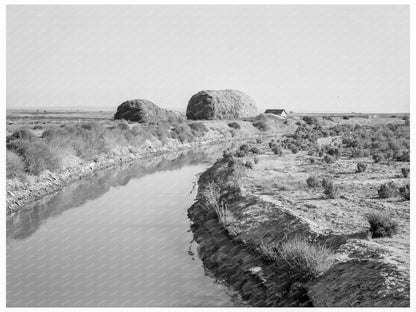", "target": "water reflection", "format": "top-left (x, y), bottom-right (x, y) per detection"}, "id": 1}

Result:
top-left (7, 147), bottom-right (223, 242)
top-left (7, 145), bottom-right (238, 307)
